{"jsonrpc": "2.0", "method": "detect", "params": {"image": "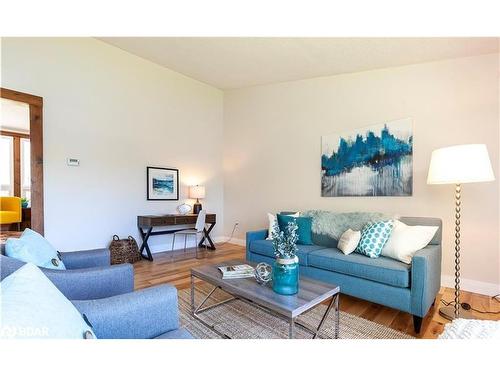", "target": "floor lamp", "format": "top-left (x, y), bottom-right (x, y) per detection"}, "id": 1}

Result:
top-left (427, 144), bottom-right (495, 320)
